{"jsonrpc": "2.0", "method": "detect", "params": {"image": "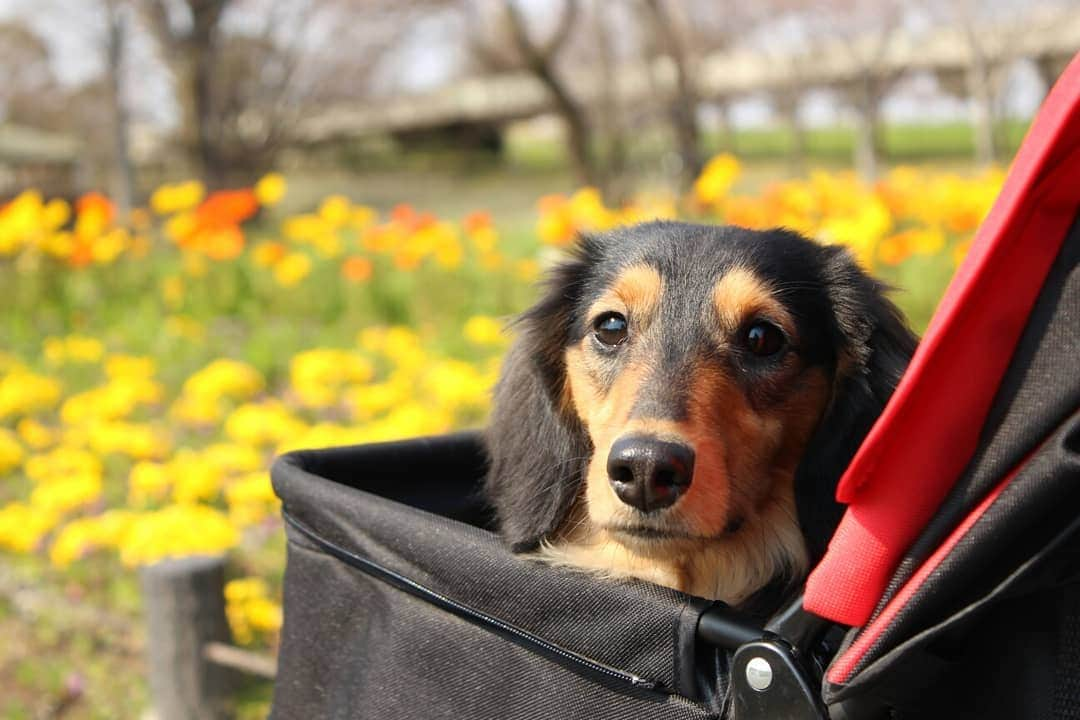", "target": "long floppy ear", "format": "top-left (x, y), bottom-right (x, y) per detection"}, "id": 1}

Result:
top-left (484, 239), bottom-right (600, 551)
top-left (795, 245), bottom-right (919, 563)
